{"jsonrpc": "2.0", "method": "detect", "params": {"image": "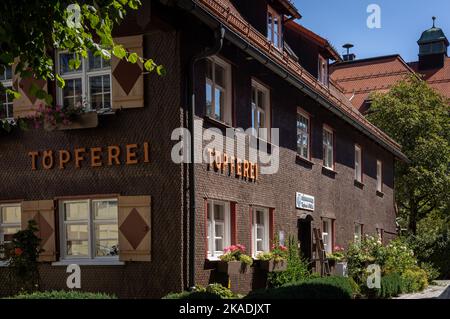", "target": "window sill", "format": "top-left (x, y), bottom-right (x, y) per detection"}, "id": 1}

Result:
top-left (354, 179), bottom-right (365, 189)
top-left (296, 154), bottom-right (314, 167)
top-left (376, 190), bottom-right (385, 198)
top-left (52, 259), bottom-right (124, 266)
top-left (322, 166), bottom-right (337, 178)
top-left (45, 111), bottom-right (99, 131)
top-left (203, 116), bottom-right (232, 129)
